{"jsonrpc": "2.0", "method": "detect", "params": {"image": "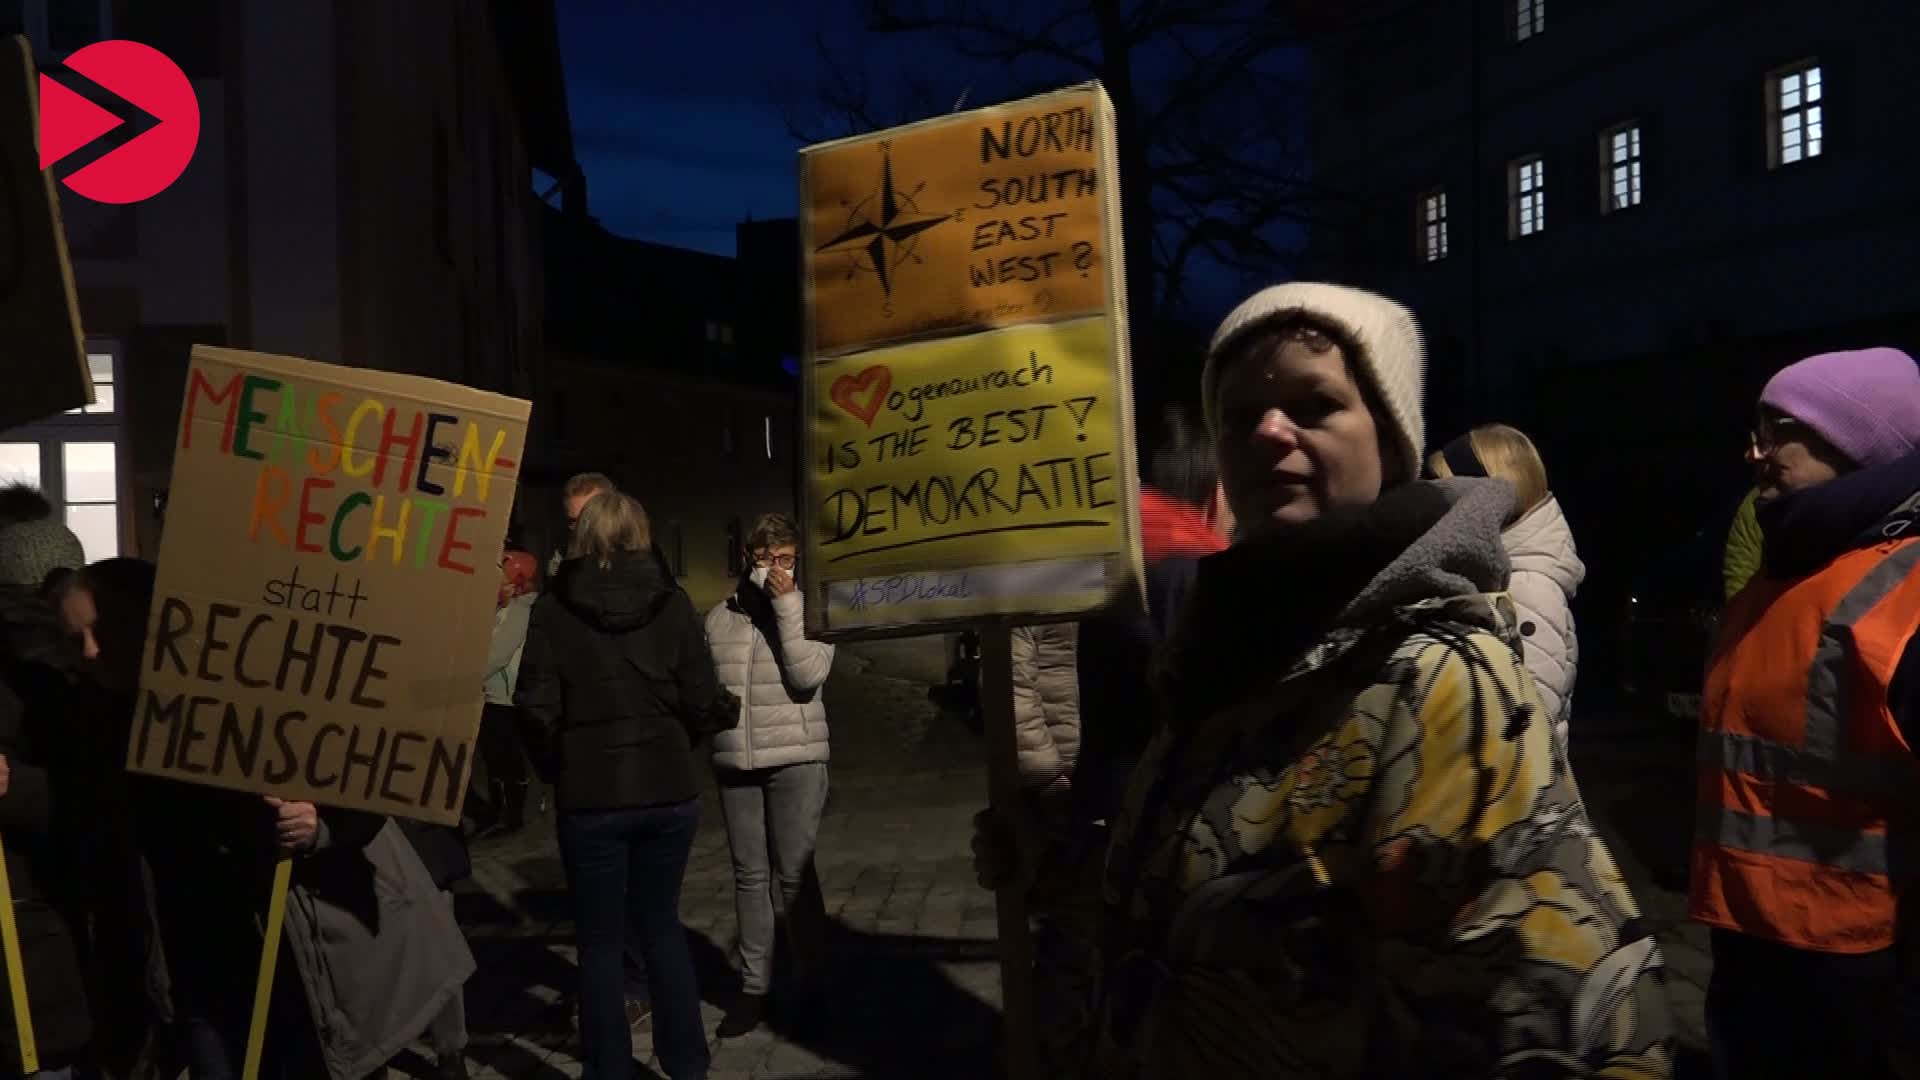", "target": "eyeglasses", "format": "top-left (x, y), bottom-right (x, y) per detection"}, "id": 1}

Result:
top-left (1751, 414), bottom-right (1809, 454)
top-left (750, 553), bottom-right (797, 570)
